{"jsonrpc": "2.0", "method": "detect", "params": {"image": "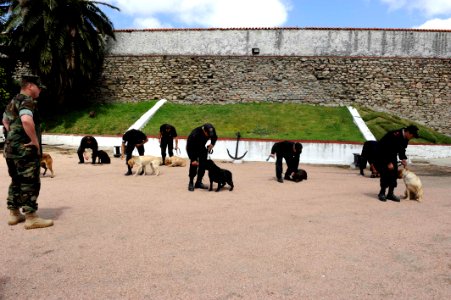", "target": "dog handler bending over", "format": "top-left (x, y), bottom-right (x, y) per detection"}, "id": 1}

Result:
top-left (77, 135), bottom-right (99, 164)
top-left (121, 129), bottom-right (148, 176)
top-left (2, 75), bottom-right (53, 229)
top-left (375, 125), bottom-right (419, 202)
top-left (269, 141), bottom-right (303, 183)
top-left (186, 123), bottom-right (217, 191)
top-left (159, 123), bottom-right (178, 164)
